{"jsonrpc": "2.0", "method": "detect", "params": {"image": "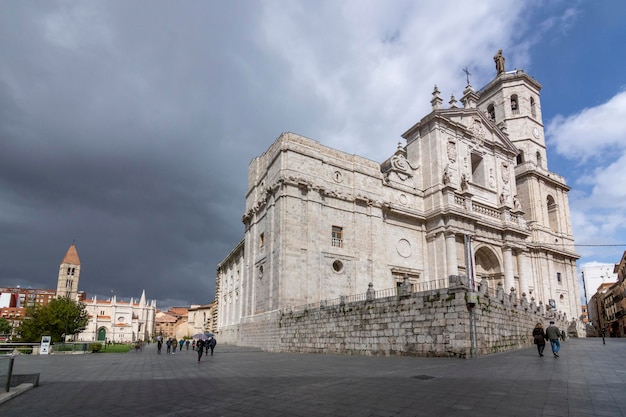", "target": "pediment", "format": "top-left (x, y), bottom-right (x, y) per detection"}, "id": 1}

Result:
top-left (403, 108), bottom-right (518, 156)
top-left (443, 109), bottom-right (518, 154)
